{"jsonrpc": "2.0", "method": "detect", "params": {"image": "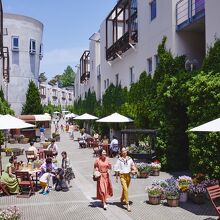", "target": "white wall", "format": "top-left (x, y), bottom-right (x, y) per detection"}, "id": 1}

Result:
top-left (3, 13), bottom-right (43, 115)
top-left (205, 0), bottom-right (220, 48)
